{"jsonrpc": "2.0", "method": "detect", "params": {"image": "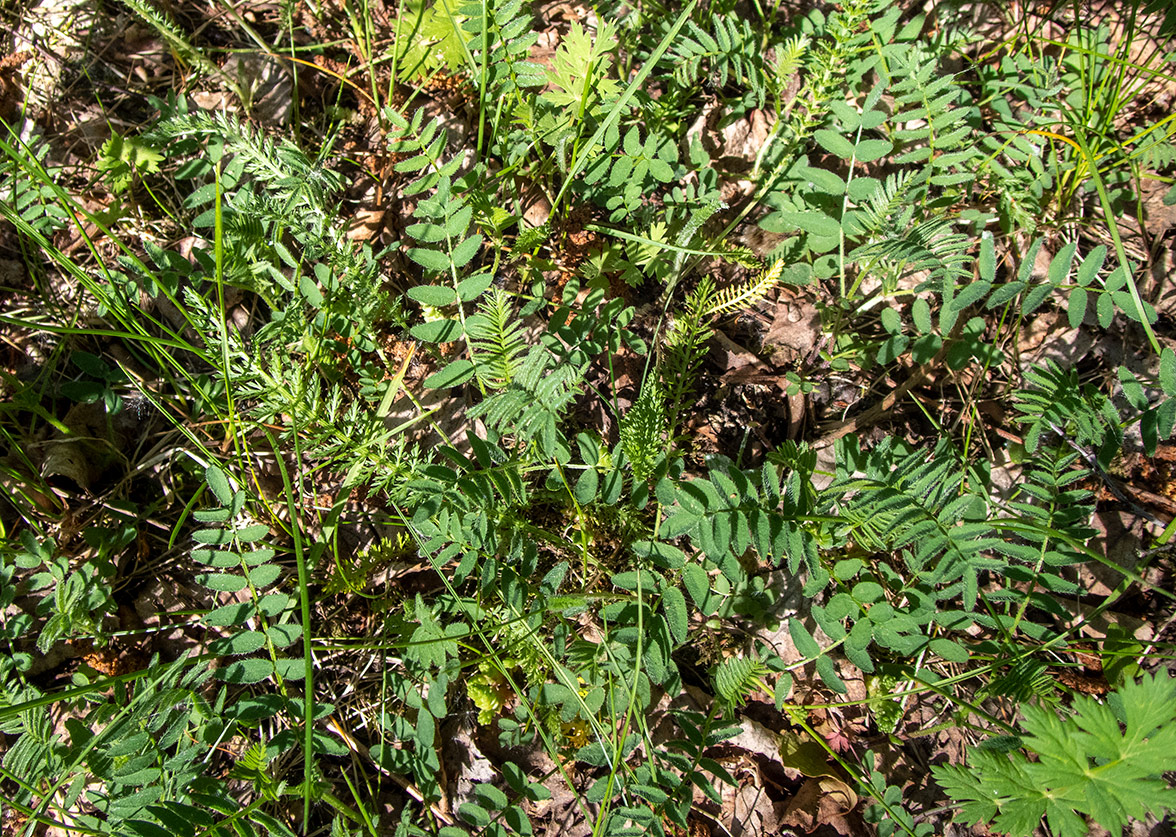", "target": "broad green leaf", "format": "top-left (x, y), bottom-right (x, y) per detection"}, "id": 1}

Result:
top-left (1097, 291), bottom-right (1114, 327)
top-left (682, 563), bottom-right (710, 610)
top-left (217, 658), bottom-right (273, 684)
top-left (444, 203), bottom-right (473, 237)
top-left (474, 783), bottom-right (508, 811)
top-left (395, 152), bottom-right (432, 173)
top-left (235, 524), bottom-right (270, 543)
top-left (1048, 241), bottom-right (1077, 286)
top-left (848, 176), bottom-right (880, 201)
top-left (1118, 366), bottom-right (1149, 410)
top-left (775, 210), bottom-right (841, 237)
top-left (880, 307), bottom-right (903, 334)
top-left (243, 548), bottom-right (276, 566)
top-left (986, 282), bottom-right (1024, 309)
top-left (211, 630), bottom-right (266, 656)
top-left (633, 539), bottom-right (686, 569)
top-left (273, 659), bottom-right (306, 680)
top-left (407, 247), bottom-right (450, 272)
top-left (1161, 348), bottom-right (1176, 396)
top-left (815, 655), bottom-right (847, 693)
top-left (789, 619), bottom-right (821, 658)
top-left (204, 602), bottom-right (253, 626)
top-left (929, 637), bottom-right (969, 662)
top-left (457, 273), bottom-right (494, 301)
top-left (1076, 245), bottom-right (1106, 286)
top-left (1068, 286), bottom-right (1088, 328)
top-left (949, 280), bottom-right (992, 312)
top-left (205, 466), bottom-right (233, 507)
top-left (1022, 281), bottom-right (1054, 313)
top-left (853, 138), bottom-right (892, 162)
top-left (423, 359), bottom-right (475, 389)
top-left (575, 742), bottom-right (610, 767)
top-left (813, 129), bottom-right (855, 158)
top-left (406, 284), bottom-right (459, 307)
top-left (258, 593), bottom-right (289, 616)
top-left (196, 573), bottom-right (246, 592)
top-left (450, 233), bottom-right (483, 268)
top-left (774, 673), bottom-right (793, 709)
top-left (1017, 238), bottom-right (1043, 284)
top-left (623, 125), bottom-right (642, 156)
top-left (911, 297), bottom-right (932, 333)
top-left (978, 232), bottom-right (996, 283)
top-left (266, 623), bottom-right (302, 648)
top-left (796, 162), bottom-right (846, 195)
top-left (410, 318), bottom-right (462, 342)
top-left (852, 581), bottom-right (884, 603)
top-left (458, 803), bottom-right (491, 828)
top-left (662, 586), bottom-right (689, 644)
top-left (247, 564), bottom-right (282, 588)
top-left (192, 529), bottom-right (232, 546)
top-left (611, 570), bottom-right (640, 591)
top-left (575, 467), bottom-right (598, 504)
top-left (659, 510), bottom-right (698, 539)
top-left (405, 220), bottom-right (449, 243)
